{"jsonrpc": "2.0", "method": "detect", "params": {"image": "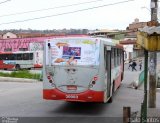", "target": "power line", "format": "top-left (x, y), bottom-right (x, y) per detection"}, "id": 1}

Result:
top-left (0, 0), bottom-right (104, 18)
top-left (0, 0), bottom-right (11, 5)
top-left (0, 0), bottom-right (135, 26)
